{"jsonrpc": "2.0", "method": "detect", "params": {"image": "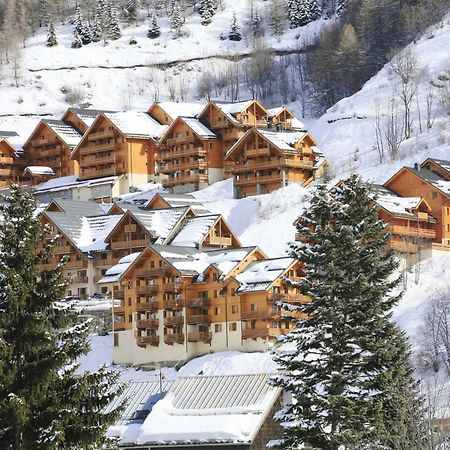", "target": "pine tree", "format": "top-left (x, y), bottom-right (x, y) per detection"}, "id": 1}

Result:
top-left (168, 0), bottom-right (178, 17)
top-left (91, 10), bottom-right (103, 42)
top-left (287, 0), bottom-right (300, 28)
top-left (199, 0), bottom-right (216, 25)
top-left (336, 0), bottom-right (347, 17)
top-left (228, 12), bottom-right (242, 41)
top-left (251, 9), bottom-right (262, 38)
top-left (125, 0), bottom-right (140, 25)
top-left (73, 4), bottom-right (84, 38)
top-left (297, 0), bottom-right (312, 26)
top-left (107, 3), bottom-right (122, 40)
top-left (269, 0), bottom-right (285, 36)
top-left (147, 14), bottom-right (160, 38)
top-left (271, 175), bottom-right (424, 449)
top-left (80, 21), bottom-right (92, 44)
top-left (309, 0), bottom-right (321, 20)
top-left (170, 4), bottom-right (183, 38)
top-left (46, 20), bottom-right (57, 46)
top-left (0, 185), bottom-right (124, 448)
top-left (38, 0), bottom-right (49, 27)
